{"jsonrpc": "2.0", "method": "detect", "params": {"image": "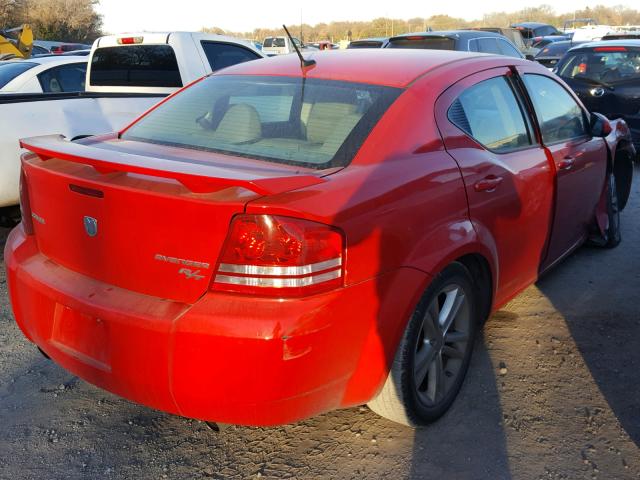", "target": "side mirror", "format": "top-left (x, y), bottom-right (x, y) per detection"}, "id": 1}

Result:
top-left (590, 112), bottom-right (612, 137)
top-left (525, 54), bottom-right (536, 61)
